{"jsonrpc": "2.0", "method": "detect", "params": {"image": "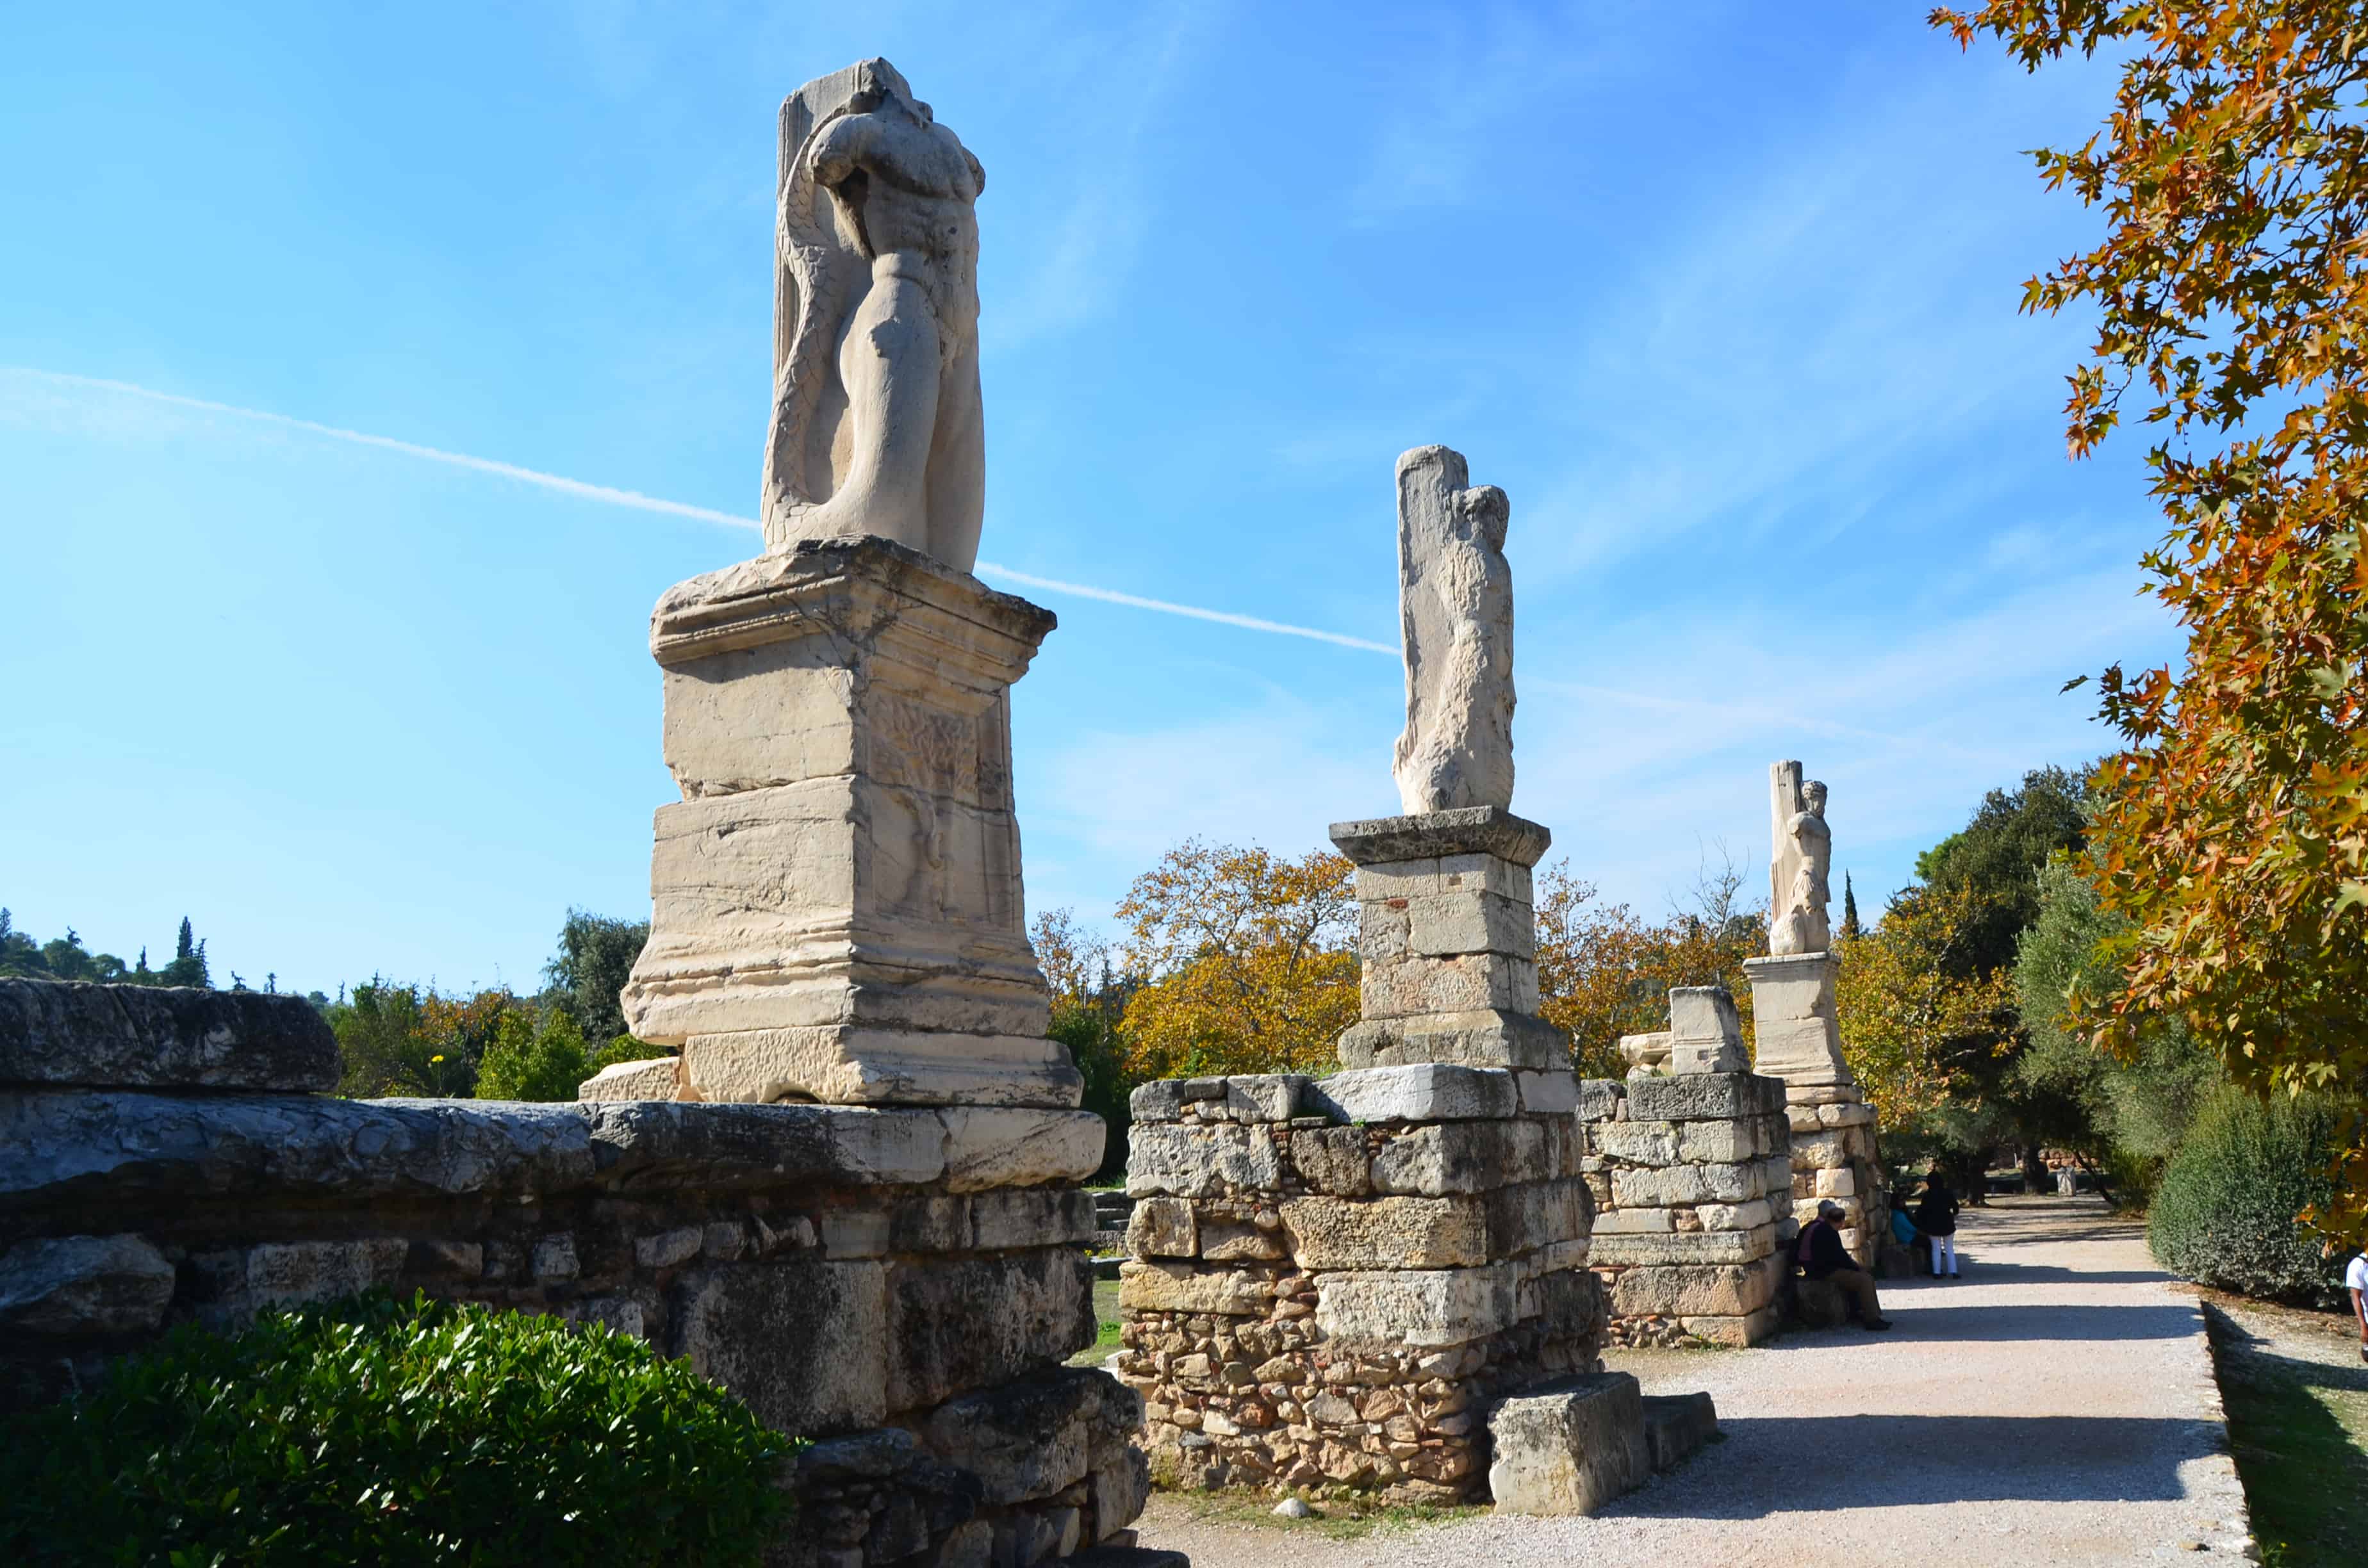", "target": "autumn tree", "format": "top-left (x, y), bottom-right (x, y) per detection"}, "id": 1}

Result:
top-left (1533, 849), bottom-right (1766, 1077)
top-left (1112, 842), bottom-right (1359, 1080)
top-left (1939, 0), bottom-right (2368, 1228)
top-left (1031, 906), bottom-right (1136, 1173)
top-left (1834, 884), bottom-right (2013, 1134)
